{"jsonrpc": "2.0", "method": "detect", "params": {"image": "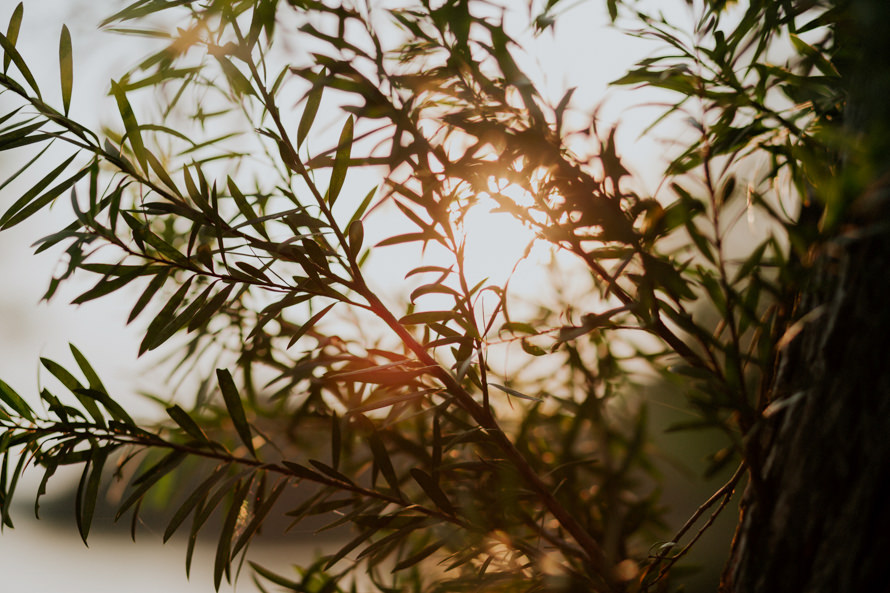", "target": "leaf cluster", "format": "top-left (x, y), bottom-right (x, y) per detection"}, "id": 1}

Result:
top-left (0, 0), bottom-right (845, 591)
